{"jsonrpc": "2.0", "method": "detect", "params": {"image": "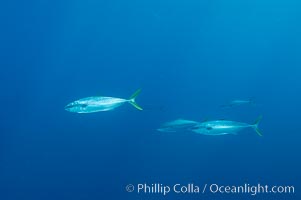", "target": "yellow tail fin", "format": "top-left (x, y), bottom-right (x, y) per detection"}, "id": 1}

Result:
top-left (129, 89), bottom-right (143, 111)
top-left (253, 116), bottom-right (263, 136)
